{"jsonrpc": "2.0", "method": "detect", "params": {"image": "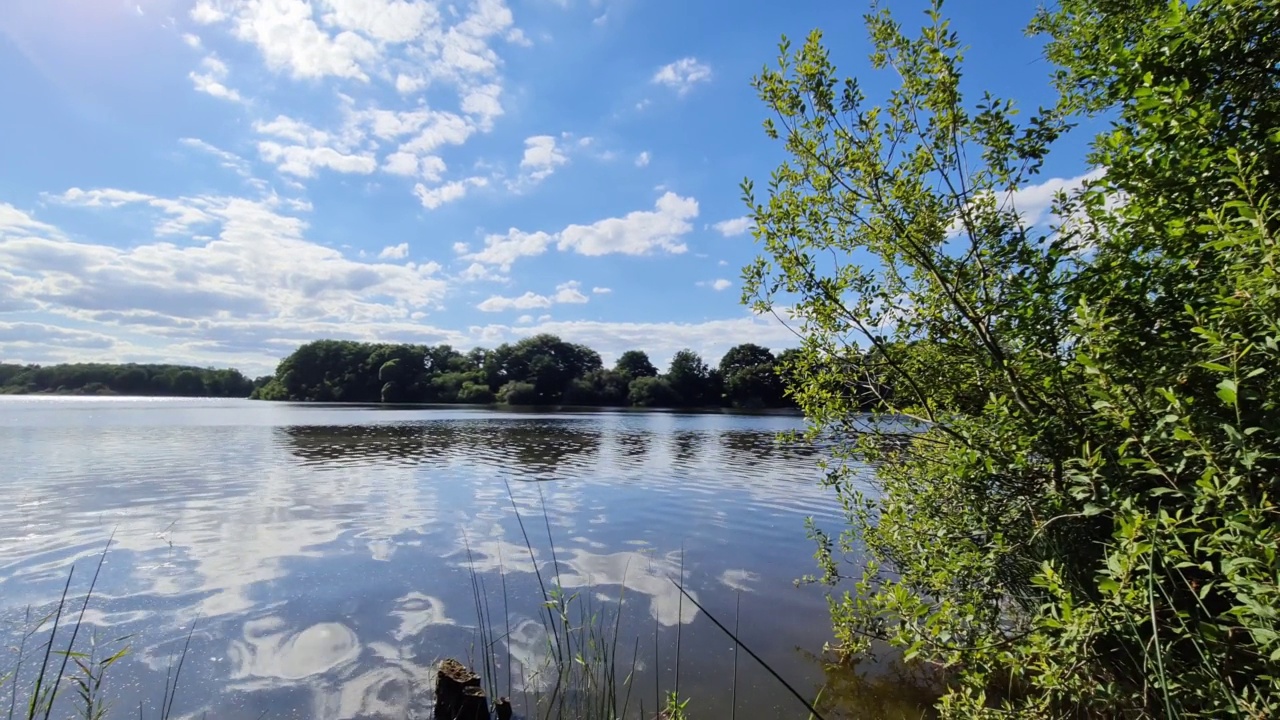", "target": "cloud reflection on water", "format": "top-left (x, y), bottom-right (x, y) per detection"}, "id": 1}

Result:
top-left (0, 401), bottom-right (847, 718)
